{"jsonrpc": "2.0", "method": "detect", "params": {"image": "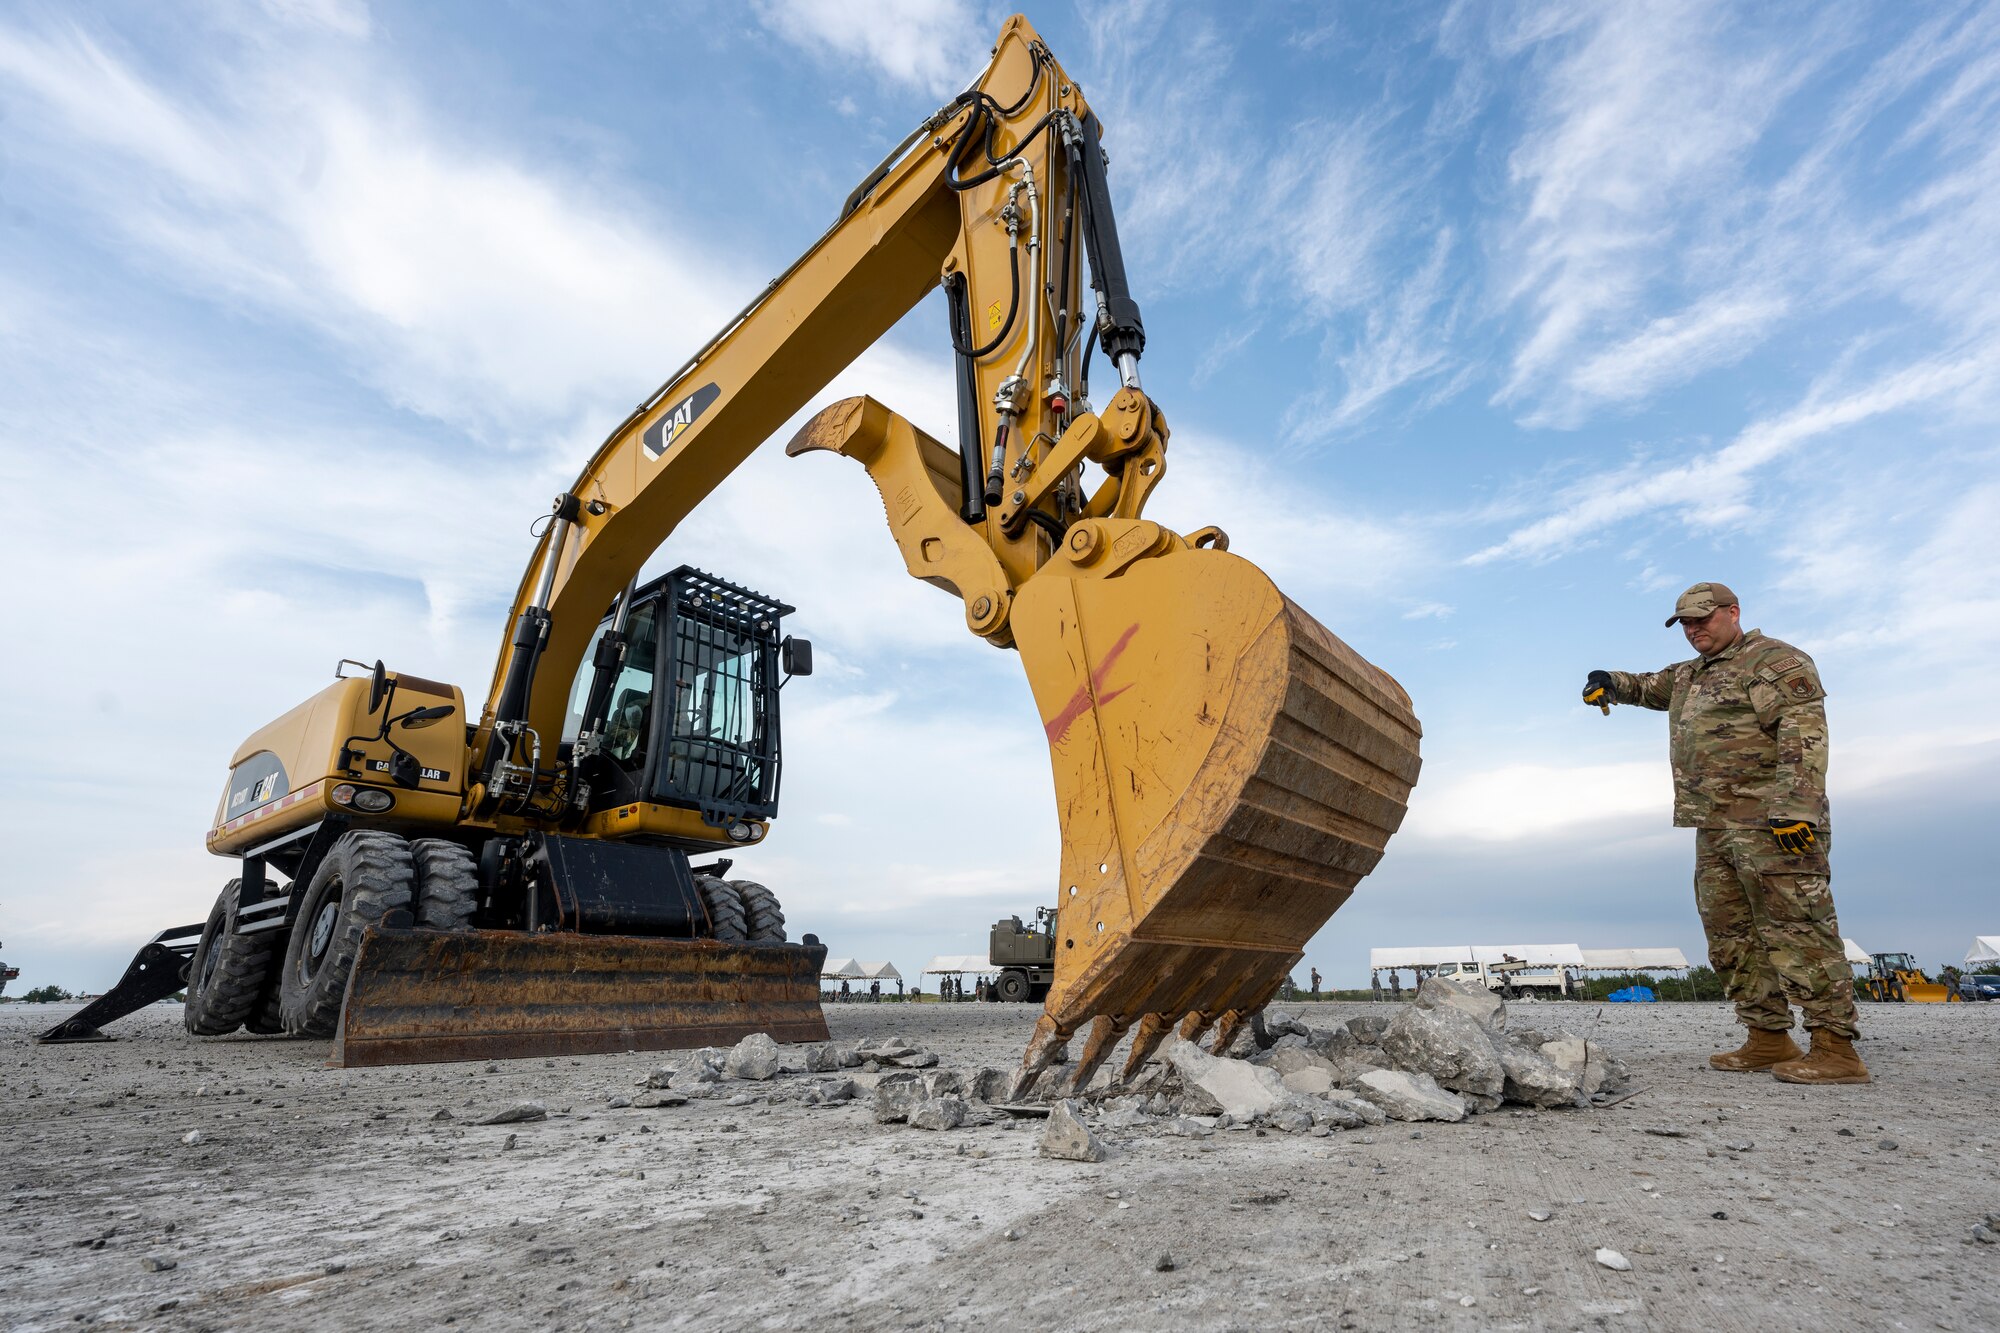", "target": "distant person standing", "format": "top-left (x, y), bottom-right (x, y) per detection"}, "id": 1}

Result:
top-left (839, 979), bottom-right (851, 1003)
top-left (1370, 973), bottom-right (1382, 1002)
top-left (1584, 582), bottom-right (1866, 1084)
top-left (1310, 967), bottom-right (1322, 996)
top-left (1389, 971), bottom-right (1401, 1000)
top-left (869, 979), bottom-right (881, 1003)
